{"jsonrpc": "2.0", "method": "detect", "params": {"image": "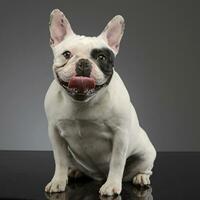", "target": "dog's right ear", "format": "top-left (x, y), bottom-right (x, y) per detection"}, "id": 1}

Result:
top-left (49, 9), bottom-right (74, 47)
